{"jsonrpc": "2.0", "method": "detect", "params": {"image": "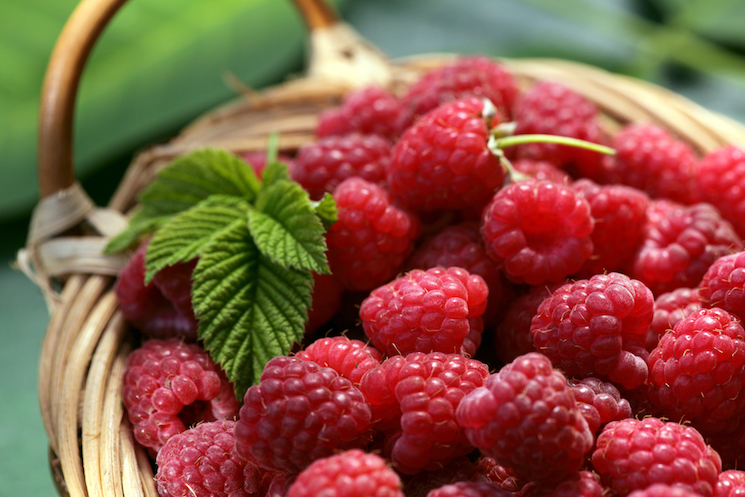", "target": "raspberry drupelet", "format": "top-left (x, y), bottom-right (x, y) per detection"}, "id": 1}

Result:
top-left (530, 272), bottom-right (654, 390)
top-left (646, 287), bottom-right (702, 351)
top-left (122, 338), bottom-right (239, 452)
top-left (425, 481), bottom-right (515, 497)
top-left (698, 251), bottom-right (745, 323)
top-left (456, 352), bottom-right (594, 485)
top-left (481, 178), bottom-right (594, 285)
top-left (115, 240), bottom-right (198, 341)
top-left (315, 86), bottom-right (401, 141)
top-left (696, 145), bottom-right (745, 238)
top-left (388, 96), bottom-right (506, 213)
top-left (567, 377), bottom-right (632, 434)
top-left (359, 351), bottom-right (490, 475)
top-left (627, 484), bottom-right (706, 497)
top-left (395, 55), bottom-right (518, 133)
top-left (715, 469), bottom-right (745, 497)
top-left (154, 420), bottom-right (265, 497)
top-left (521, 470), bottom-right (605, 497)
top-left (290, 132), bottom-right (392, 200)
top-left (629, 199), bottom-right (743, 296)
top-left (295, 335), bottom-right (383, 387)
top-left (326, 177), bottom-right (419, 291)
top-left (591, 417), bottom-right (721, 497)
top-left (359, 266), bottom-right (488, 357)
top-left (647, 307), bottom-right (745, 436)
top-left (234, 355), bottom-right (372, 474)
top-left (286, 449), bottom-right (404, 497)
